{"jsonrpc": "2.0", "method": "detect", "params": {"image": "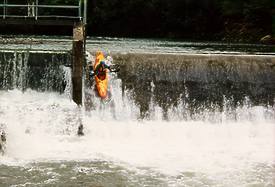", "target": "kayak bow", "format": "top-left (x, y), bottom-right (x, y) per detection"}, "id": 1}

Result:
top-left (94, 51), bottom-right (108, 99)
